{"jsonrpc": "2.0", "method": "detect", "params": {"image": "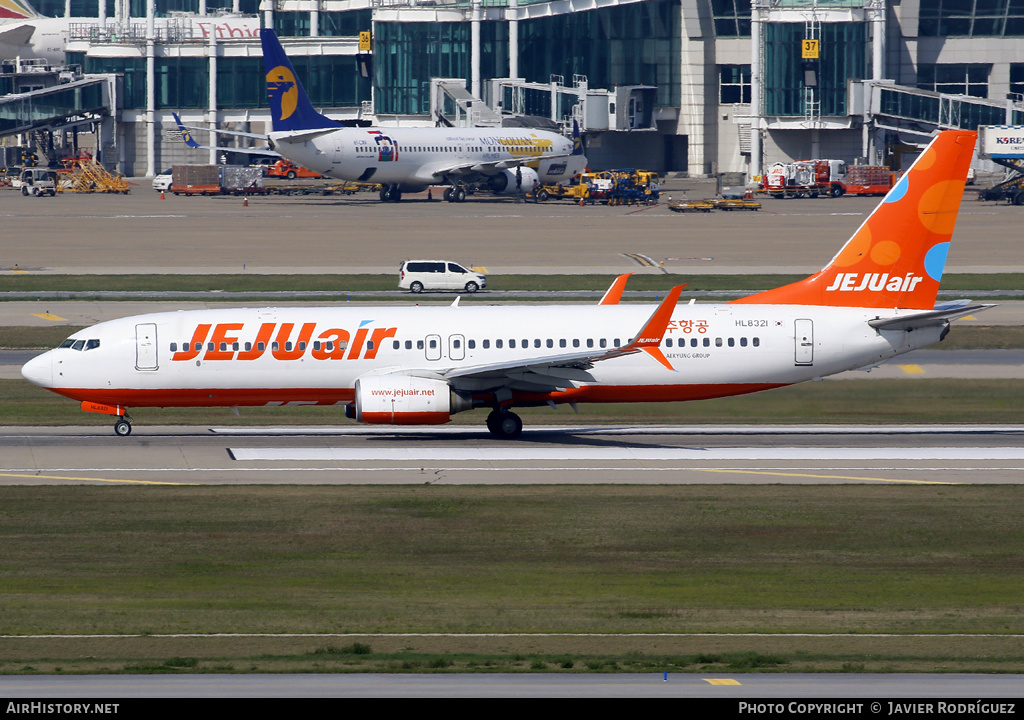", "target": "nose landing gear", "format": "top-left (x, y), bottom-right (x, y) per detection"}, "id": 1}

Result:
top-left (114, 415), bottom-right (133, 436)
